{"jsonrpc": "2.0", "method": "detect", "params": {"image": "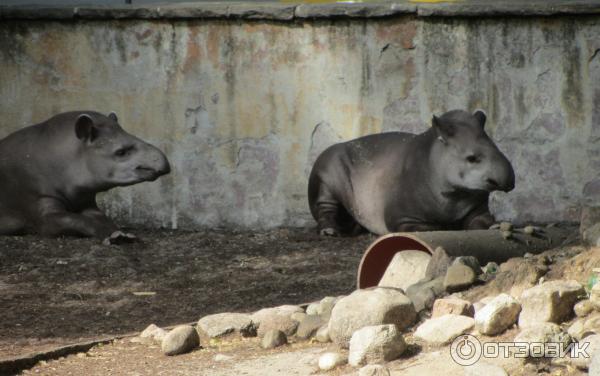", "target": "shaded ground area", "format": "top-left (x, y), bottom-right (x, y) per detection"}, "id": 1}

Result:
top-left (0, 228), bottom-right (375, 360)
